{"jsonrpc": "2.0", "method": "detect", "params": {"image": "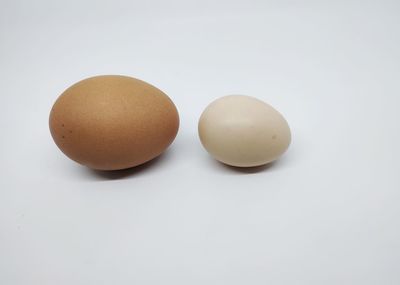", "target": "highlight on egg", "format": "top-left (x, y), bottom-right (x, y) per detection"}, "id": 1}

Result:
top-left (49, 75), bottom-right (179, 170)
top-left (198, 95), bottom-right (291, 167)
